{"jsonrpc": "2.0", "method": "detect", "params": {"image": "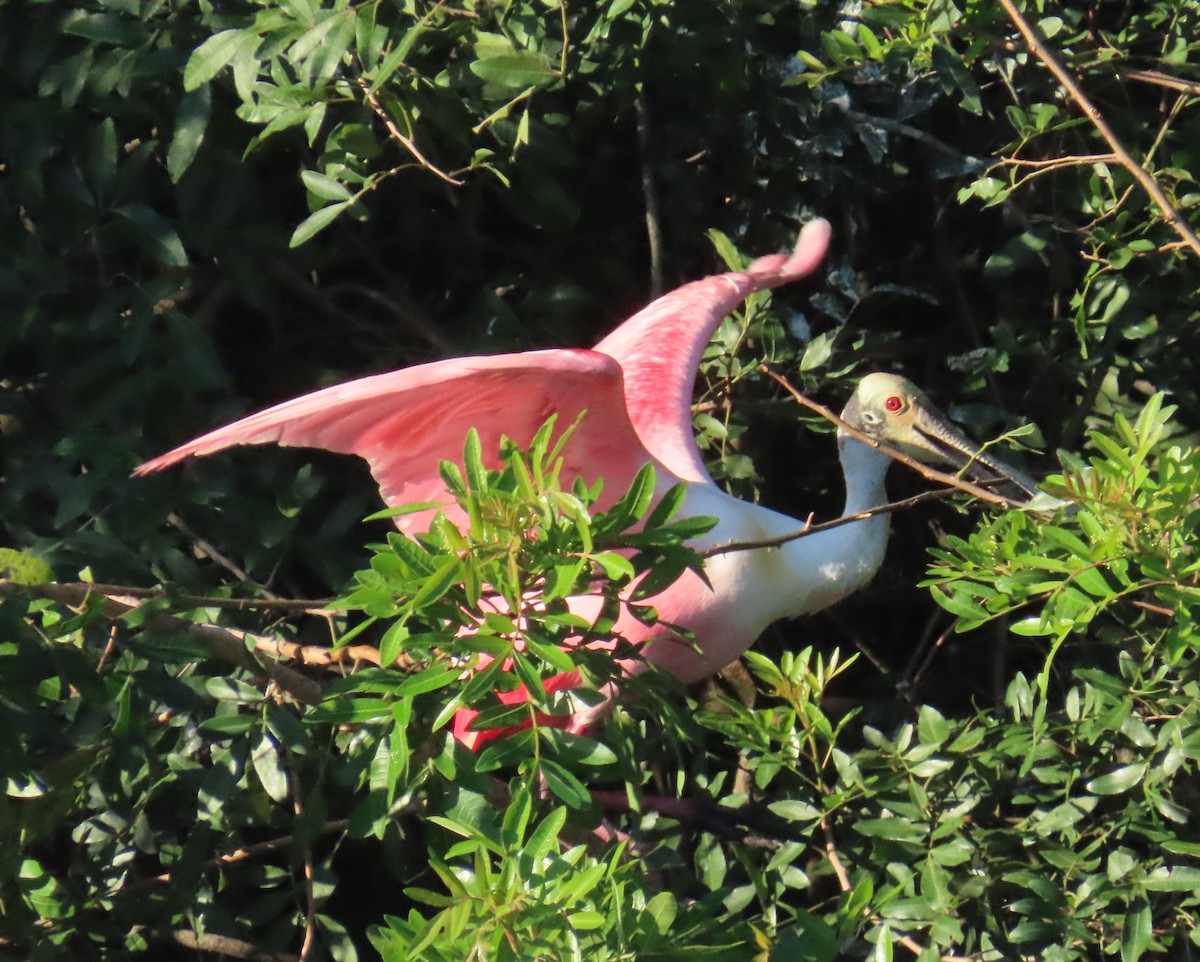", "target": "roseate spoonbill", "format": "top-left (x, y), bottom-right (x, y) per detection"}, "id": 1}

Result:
top-left (137, 219), bottom-right (1035, 743)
